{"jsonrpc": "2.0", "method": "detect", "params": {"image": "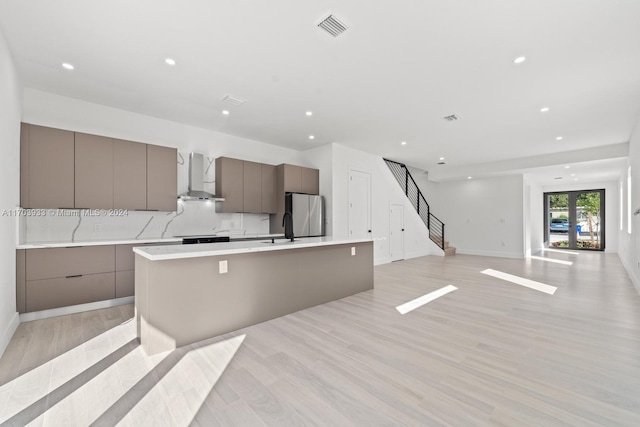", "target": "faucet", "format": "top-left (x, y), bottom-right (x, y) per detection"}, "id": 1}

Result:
top-left (282, 212), bottom-right (294, 242)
